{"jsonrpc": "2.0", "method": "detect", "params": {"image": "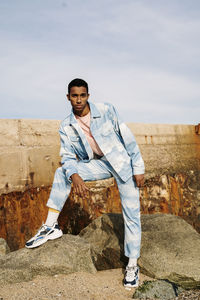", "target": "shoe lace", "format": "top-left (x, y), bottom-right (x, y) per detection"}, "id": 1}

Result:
top-left (125, 266), bottom-right (137, 281)
top-left (39, 224), bottom-right (47, 230)
top-left (37, 224), bottom-right (50, 235)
